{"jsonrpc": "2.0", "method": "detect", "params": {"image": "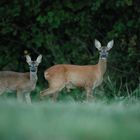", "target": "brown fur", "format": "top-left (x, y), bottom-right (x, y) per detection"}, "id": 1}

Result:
top-left (40, 61), bottom-right (106, 101)
top-left (0, 55), bottom-right (42, 104)
top-left (40, 39), bottom-right (113, 101)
